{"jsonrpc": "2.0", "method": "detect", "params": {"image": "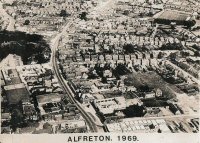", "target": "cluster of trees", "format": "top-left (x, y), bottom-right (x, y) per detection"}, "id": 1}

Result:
top-left (154, 18), bottom-right (196, 28)
top-left (192, 44), bottom-right (200, 57)
top-left (160, 43), bottom-right (184, 50)
top-left (113, 64), bottom-right (130, 79)
top-left (59, 10), bottom-right (70, 17)
top-left (79, 12), bottom-right (87, 21)
top-left (0, 30), bottom-right (51, 64)
top-left (123, 105), bottom-right (145, 117)
top-left (123, 44), bottom-right (149, 54)
top-left (89, 63), bottom-right (130, 82)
